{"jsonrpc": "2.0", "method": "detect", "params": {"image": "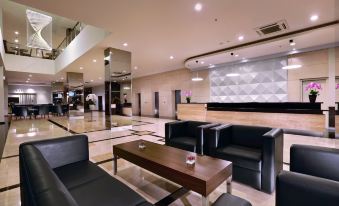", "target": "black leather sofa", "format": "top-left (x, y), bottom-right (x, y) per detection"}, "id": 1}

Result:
top-left (19, 135), bottom-right (152, 206)
top-left (165, 121), bottom-right (219, 155)
top-left (276, 145), bottom-right (339, 206)
top-left (209, 124), bottom-right (283, 193)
